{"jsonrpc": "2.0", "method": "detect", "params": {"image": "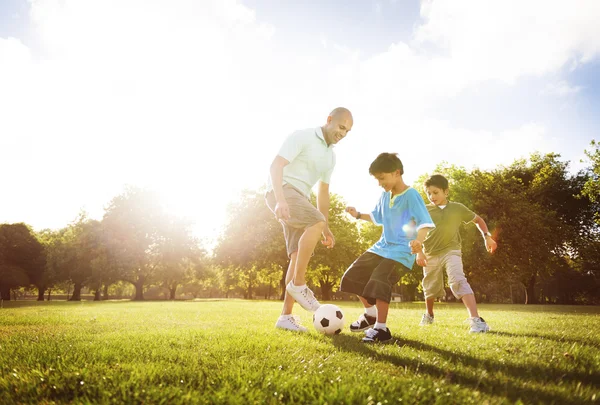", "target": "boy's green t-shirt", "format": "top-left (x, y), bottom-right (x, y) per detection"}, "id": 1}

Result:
top-left (423, 201), bottom-right (476, 257)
